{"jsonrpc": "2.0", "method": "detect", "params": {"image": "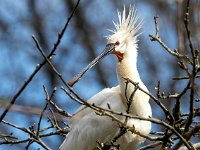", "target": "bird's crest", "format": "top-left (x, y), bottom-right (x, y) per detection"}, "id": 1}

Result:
top-left (107, 5), bottom-right (142, 43)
